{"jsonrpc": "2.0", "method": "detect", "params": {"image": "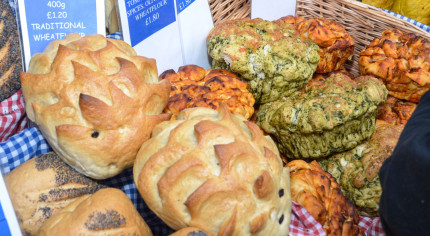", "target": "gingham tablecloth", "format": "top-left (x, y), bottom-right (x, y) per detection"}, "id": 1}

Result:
top-left (0, 90), bottom-right (28, 143)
